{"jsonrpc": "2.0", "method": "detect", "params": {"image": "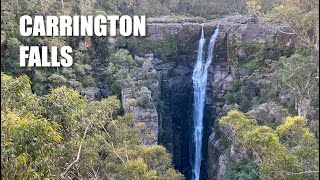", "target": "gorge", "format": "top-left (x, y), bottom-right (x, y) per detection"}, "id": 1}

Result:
top-left (75, 14), bottom-right (304, 179)
top-left (118, 14), bottom-right (306, 180)
top-left (3, 13), bottom-right (318, 180)
top-left (2, 0), bottom-right (319, 179)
